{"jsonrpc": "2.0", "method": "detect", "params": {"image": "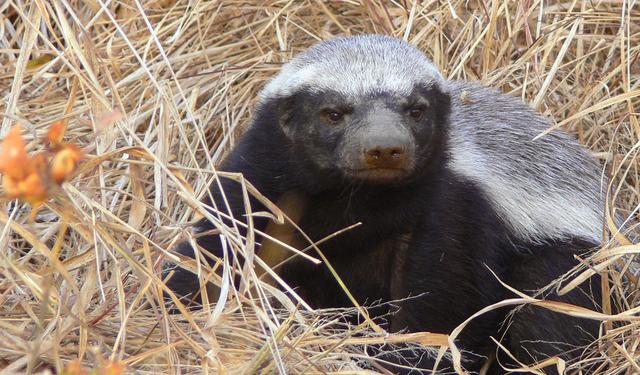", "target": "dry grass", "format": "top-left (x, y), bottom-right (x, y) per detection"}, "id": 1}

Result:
top-left (0, 0), bottom-right (638, 374)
